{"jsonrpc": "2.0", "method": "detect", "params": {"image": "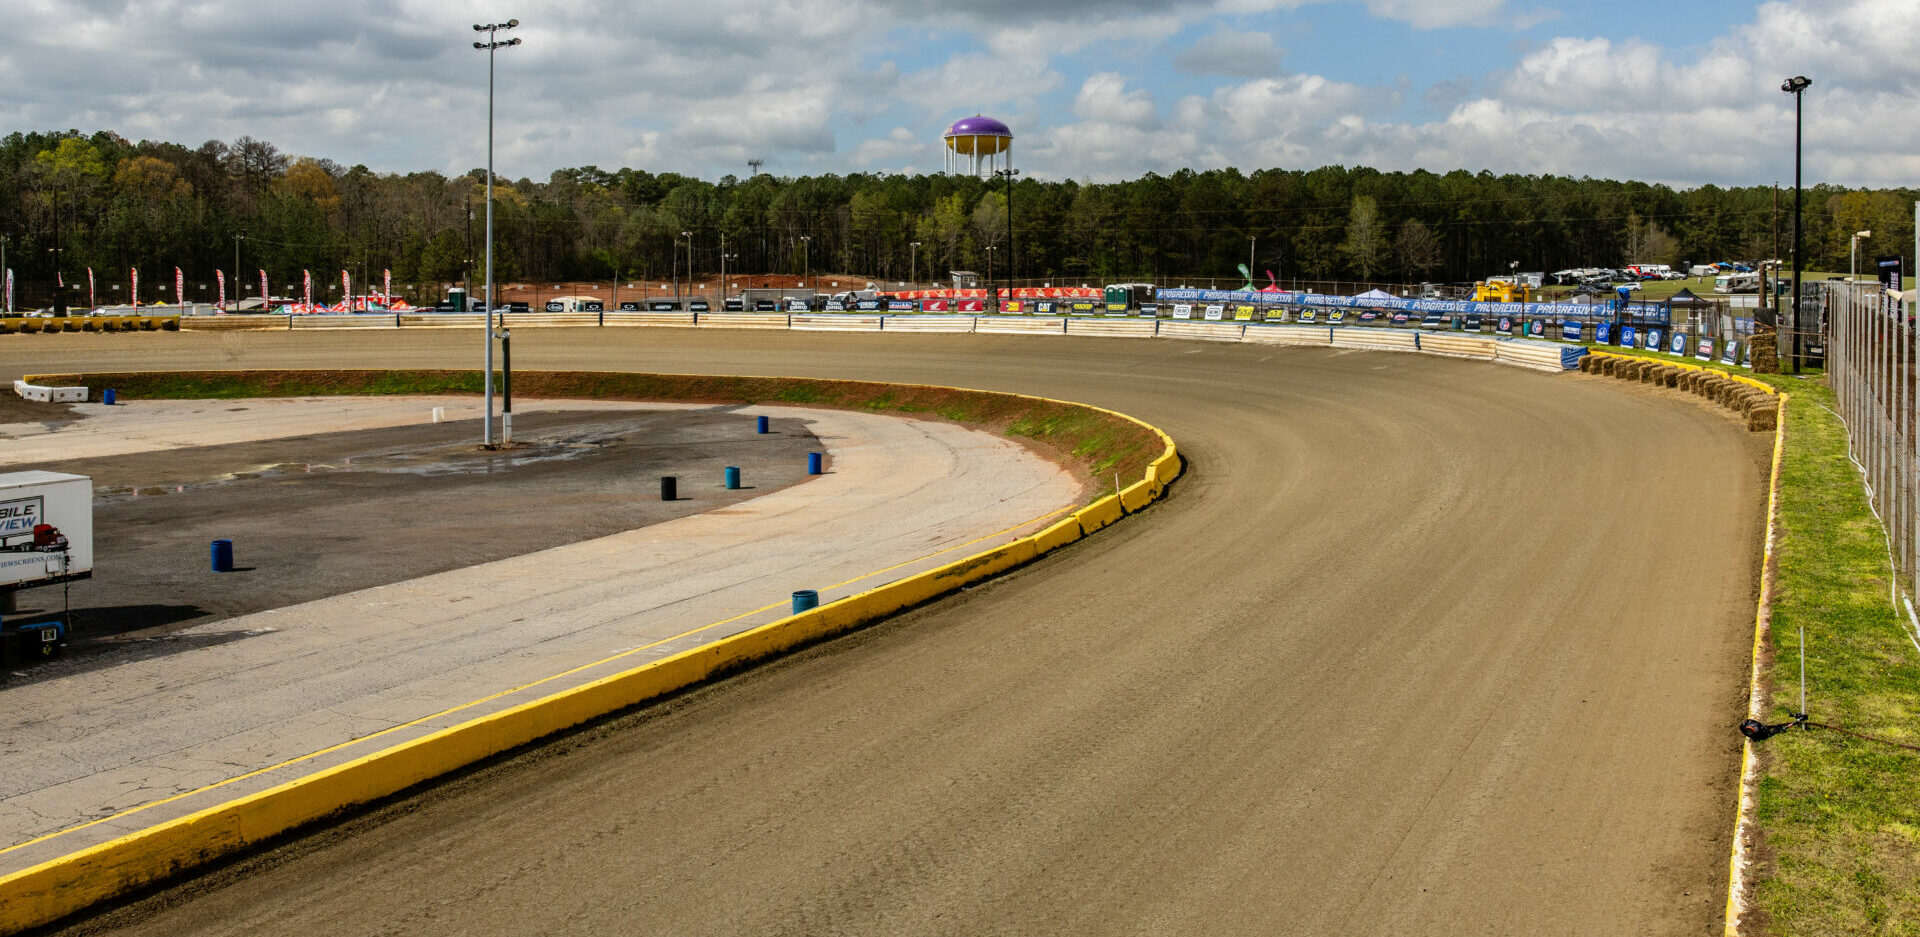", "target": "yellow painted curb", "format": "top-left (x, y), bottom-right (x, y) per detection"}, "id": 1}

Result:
top-left (1722, 391), bottom-right (1789, 936)
top-left (0, 371), bottom-right (1180, 936)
